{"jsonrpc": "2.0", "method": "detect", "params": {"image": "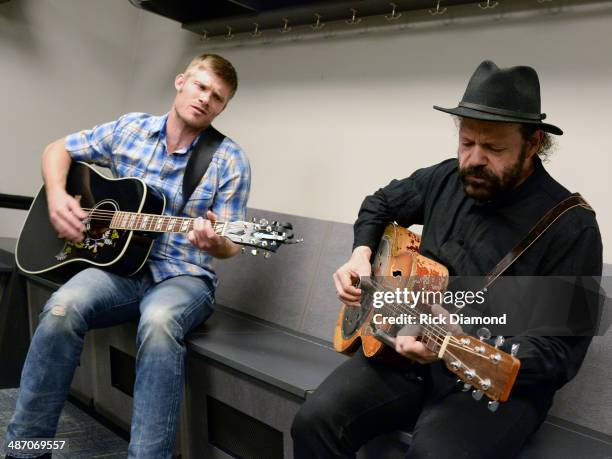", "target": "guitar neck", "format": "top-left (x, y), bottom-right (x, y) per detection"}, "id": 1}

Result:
top-left (410, 302), bottom-right (449, 356)
top-left (374, 295), bottom-right (458, 360)
top-left (109, 211), bottom-right (227, 235)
